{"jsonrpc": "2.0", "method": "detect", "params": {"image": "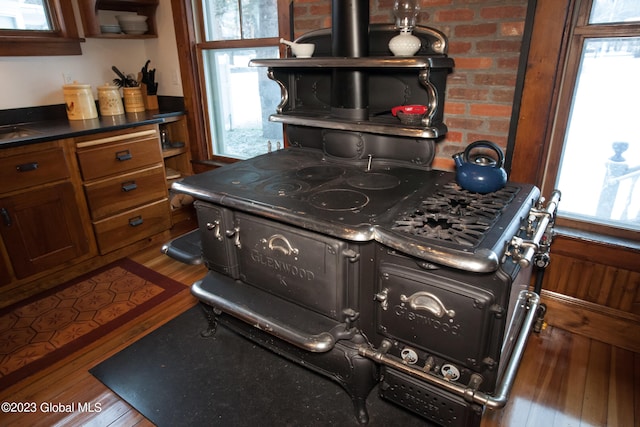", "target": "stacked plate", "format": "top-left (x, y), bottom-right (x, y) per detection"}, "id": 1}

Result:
top-left (100, 24), bottom-right (121, 34)
top-left (116, 15), bottom-right (148, 35)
